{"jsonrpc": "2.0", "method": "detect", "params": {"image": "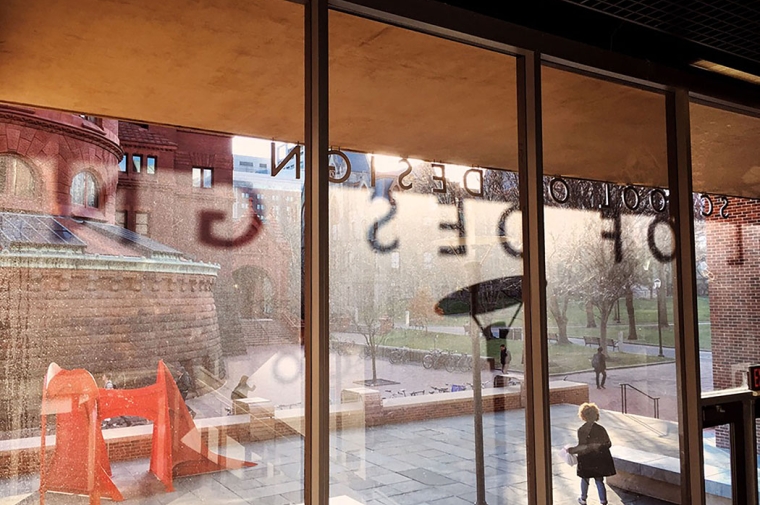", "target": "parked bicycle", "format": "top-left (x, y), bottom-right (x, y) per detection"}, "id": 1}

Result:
top-left (383, 389), bottom-right (406, 399)
top-left (389, 346), bottom-right (411, 364)
top-left (445, 352), bottom-right (473, 373)
top-left (429, 384), bottom-right (450, 394)
top-left (423, 348), bottom-right (451, 369)
top-left (467, 380), bottom-right (491, 389)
